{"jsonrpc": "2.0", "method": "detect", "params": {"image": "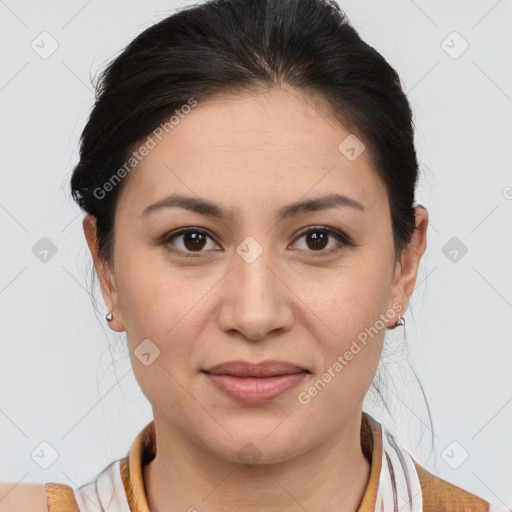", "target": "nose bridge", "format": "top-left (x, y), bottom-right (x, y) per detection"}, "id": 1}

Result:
top-left (217, 234), bottom-right (293, 340)
top-left (236, 234), bottom-right (275, 296)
